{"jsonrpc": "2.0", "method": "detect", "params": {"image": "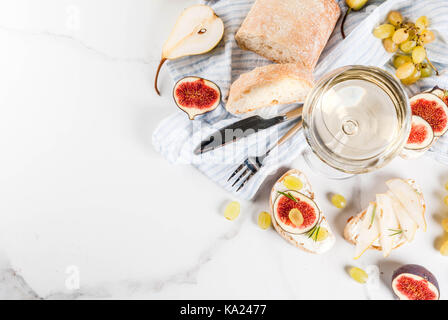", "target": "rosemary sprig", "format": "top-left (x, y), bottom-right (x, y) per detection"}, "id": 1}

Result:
top-left (388, 228), bottom-right (403, 237)
top-left (306, 220), bottom-right (322, 242)
top-left (277, 191), bottom-right (298, 202)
